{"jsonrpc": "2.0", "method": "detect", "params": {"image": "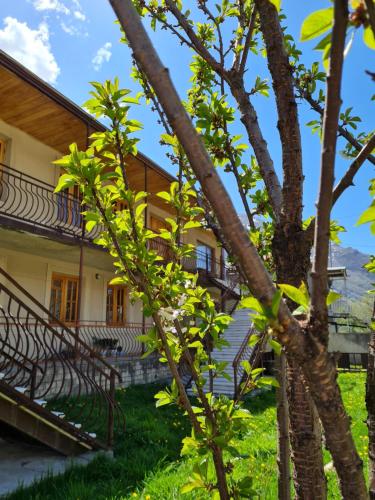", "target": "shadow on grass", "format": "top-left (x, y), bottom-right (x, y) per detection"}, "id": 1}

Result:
top-left (5, 384), bottom-right (276, 500)
top-left (6, 383), bottom-right (190, 500)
